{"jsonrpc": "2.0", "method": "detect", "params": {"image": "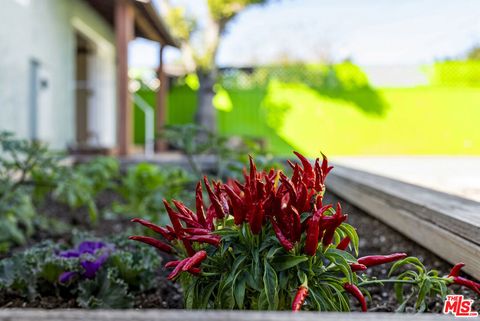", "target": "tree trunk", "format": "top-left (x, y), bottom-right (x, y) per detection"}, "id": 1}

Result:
top-left (195, 71), bottom-right (217, 132)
